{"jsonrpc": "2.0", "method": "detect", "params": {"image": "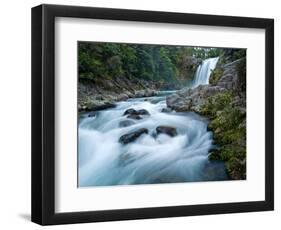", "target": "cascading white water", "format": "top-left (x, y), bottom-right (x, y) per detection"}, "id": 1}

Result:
top-left (192, 57), bottom-right (219, 88)
top-left (78, 92), bottom-right (227, 187)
